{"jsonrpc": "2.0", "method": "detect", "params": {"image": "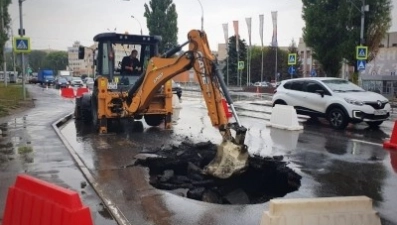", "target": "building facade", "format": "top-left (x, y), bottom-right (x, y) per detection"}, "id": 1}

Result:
top-left (360, 32), bottom-right (397, 97)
